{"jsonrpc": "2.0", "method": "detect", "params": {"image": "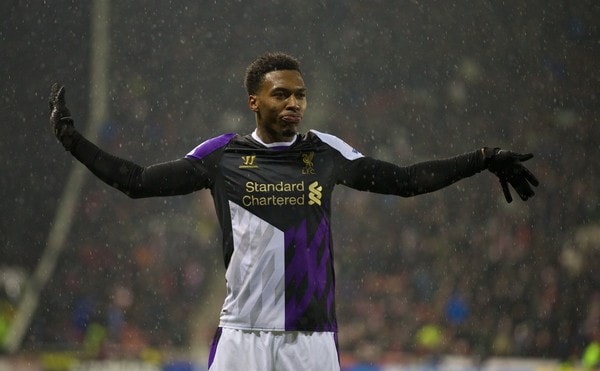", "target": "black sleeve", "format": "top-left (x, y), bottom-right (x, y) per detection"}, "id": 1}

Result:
top-left (67, 131), bottom-right (212, 198)
top-left (338, 150), bottom-right (486, 197)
